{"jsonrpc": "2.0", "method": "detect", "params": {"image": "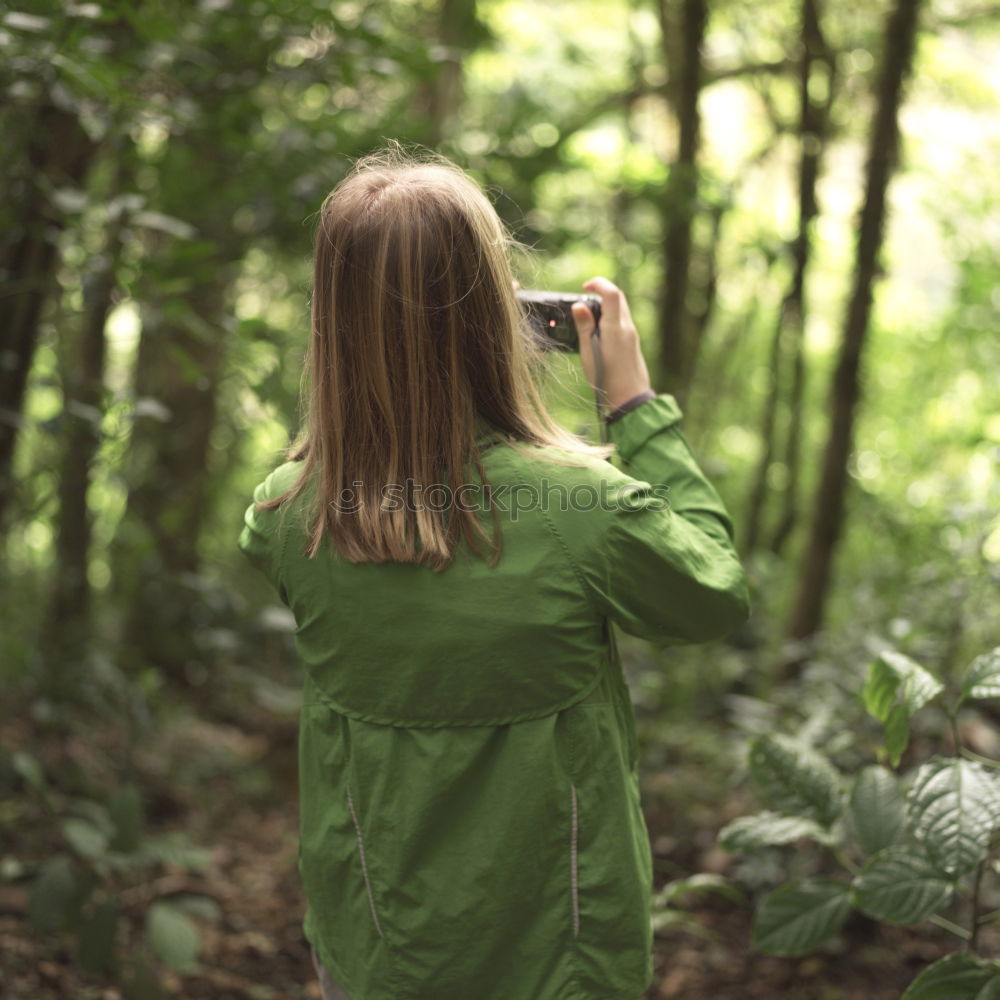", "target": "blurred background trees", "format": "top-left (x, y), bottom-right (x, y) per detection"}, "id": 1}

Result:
top-left (2, 0), bottom-right (998, 996)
